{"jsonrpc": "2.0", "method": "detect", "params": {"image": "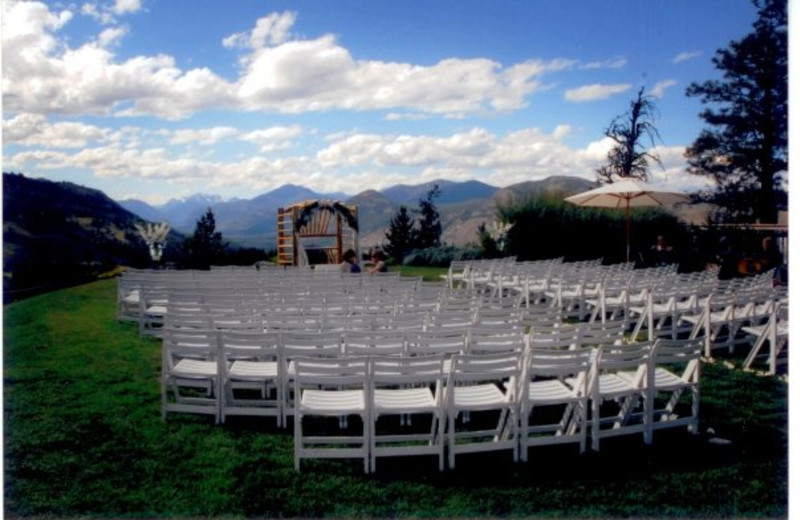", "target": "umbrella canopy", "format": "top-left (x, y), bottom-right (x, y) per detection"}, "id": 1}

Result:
top-left (564, 180), bottom-right (690, 262)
